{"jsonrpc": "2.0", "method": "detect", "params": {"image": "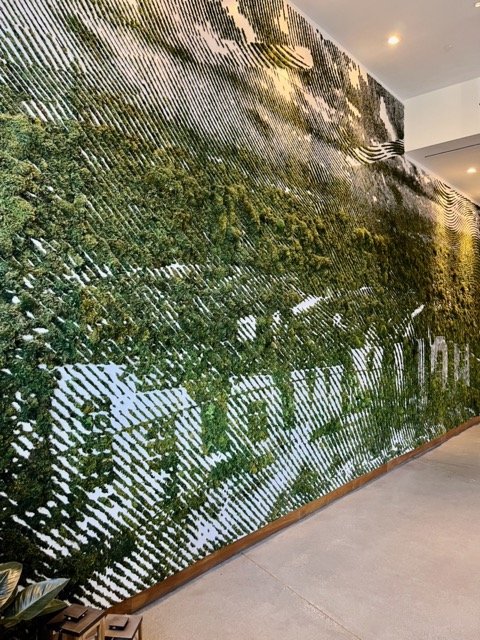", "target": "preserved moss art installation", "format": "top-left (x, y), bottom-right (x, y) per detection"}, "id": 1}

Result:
top-left (1, 0), bottom-right (480, 607)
